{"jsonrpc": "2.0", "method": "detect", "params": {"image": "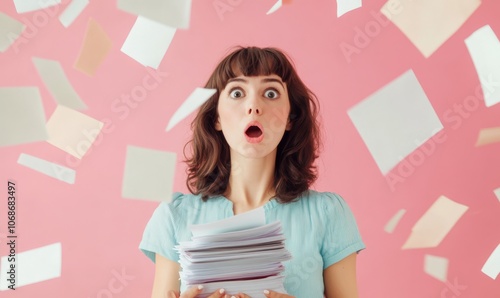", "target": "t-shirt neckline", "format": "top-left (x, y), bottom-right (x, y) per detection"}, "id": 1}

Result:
top-left (217, 195), bottom-right (278, 216)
